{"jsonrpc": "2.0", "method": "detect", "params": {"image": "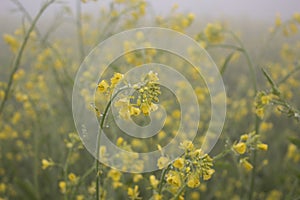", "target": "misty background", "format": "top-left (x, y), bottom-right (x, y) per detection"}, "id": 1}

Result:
top-left (0, 0), bottom-right (299, 65)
